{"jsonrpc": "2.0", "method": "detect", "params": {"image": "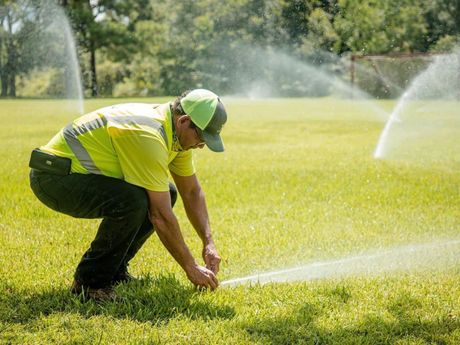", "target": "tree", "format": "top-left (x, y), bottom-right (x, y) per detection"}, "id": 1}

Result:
top-left (422, 0), bottom-right (459, 49)
top-left (7, 0), bottom-right (454, 97)
top-left (60, 0), bottom-right (135, 96)
top-left (280, 0), bottom-right (310, 45)
top-left (305, 7), bottom-right (339, 52)
top-left (0, 0), bottom-right (47, 97)
top-left (0, 3), bottom-right (8, 96)
top-left (0, 1), bottom-right (22, 96)
top-left (333, 0), bottom-right (429, 55)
